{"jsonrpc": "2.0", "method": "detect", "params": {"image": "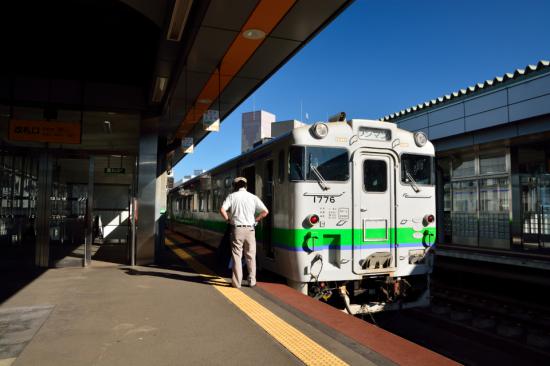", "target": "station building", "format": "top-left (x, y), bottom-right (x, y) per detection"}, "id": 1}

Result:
top-left (0, 0), bottom-right (352, 269)
top-left (383, 61), bottom-right (550, 269)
